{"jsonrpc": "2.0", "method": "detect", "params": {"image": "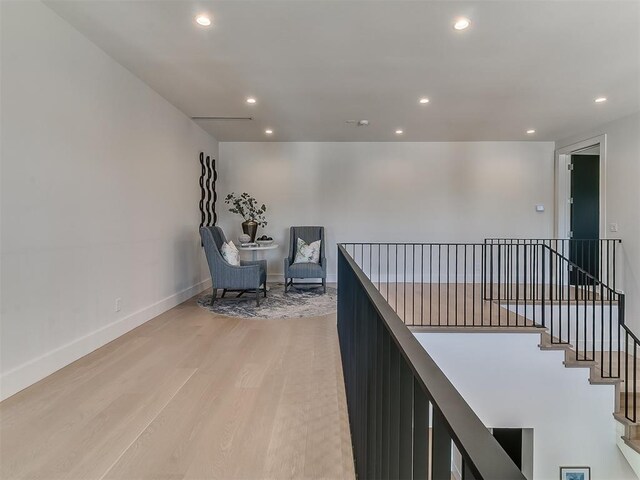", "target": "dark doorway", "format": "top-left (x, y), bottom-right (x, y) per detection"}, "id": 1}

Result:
top-left (569, 152), bottom-right (600, 283)
top-left (492, 428), bottom-right (523, 469)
